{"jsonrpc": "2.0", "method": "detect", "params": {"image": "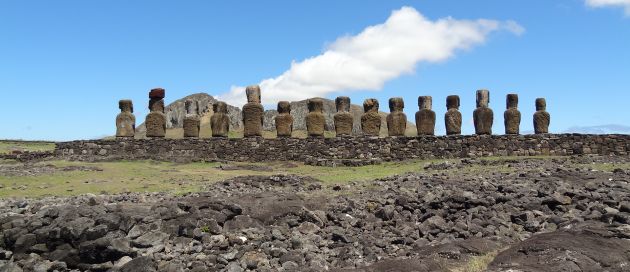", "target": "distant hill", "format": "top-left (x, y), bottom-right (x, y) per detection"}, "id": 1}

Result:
top-left (134, 93), bottom-right (417, 138)
top-left (563, 124), bottom-right (630, 134)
